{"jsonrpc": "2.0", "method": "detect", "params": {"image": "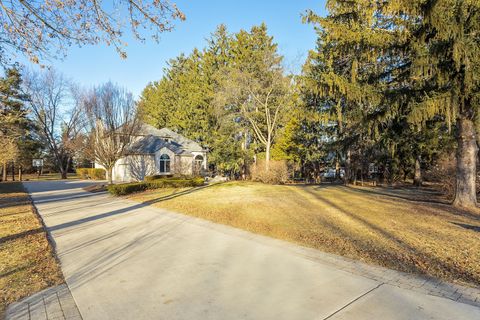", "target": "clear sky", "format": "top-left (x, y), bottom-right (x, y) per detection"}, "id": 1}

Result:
top-left (24, 1), bottom-right (327, 97)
